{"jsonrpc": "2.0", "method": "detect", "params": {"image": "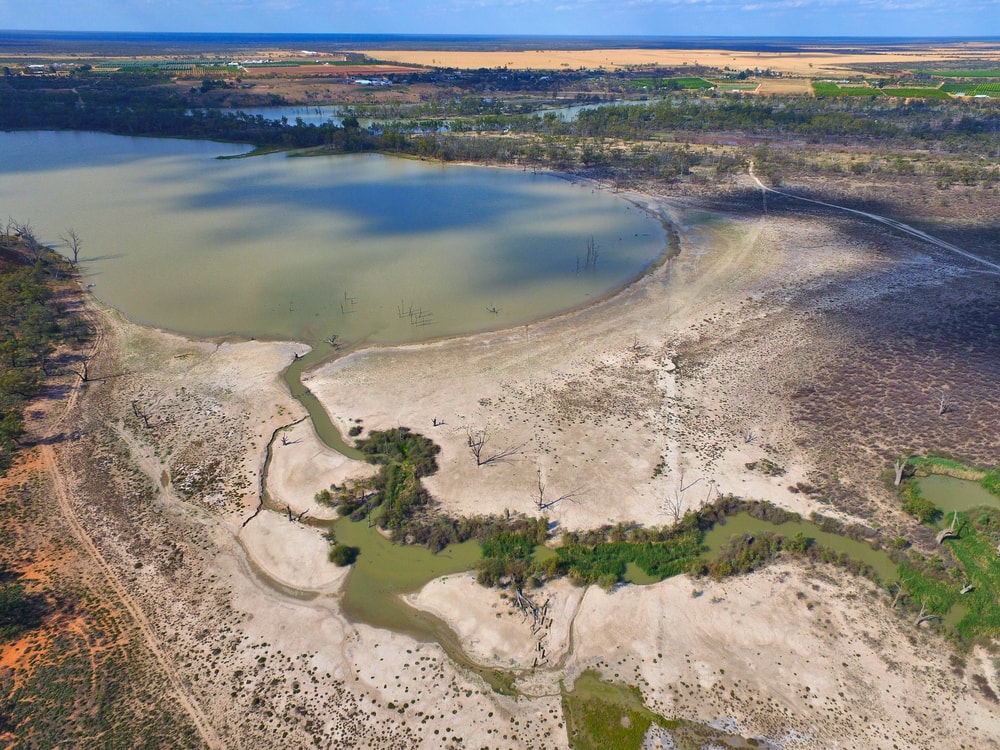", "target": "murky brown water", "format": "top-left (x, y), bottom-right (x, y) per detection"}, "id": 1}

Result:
top-left (1, 130), bottom-right (666, 346)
